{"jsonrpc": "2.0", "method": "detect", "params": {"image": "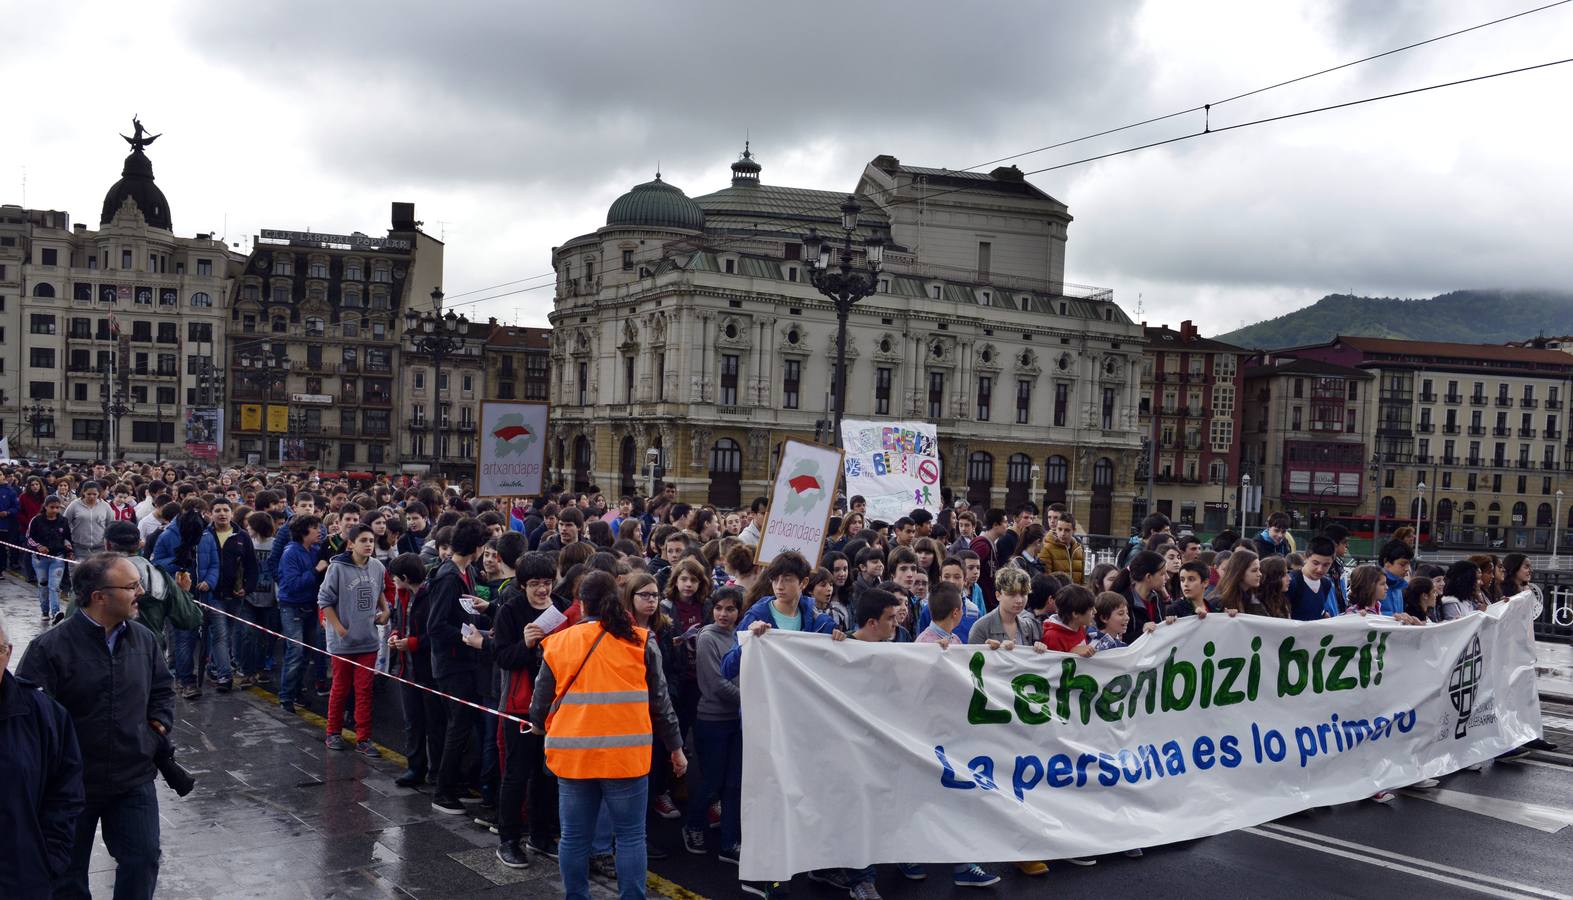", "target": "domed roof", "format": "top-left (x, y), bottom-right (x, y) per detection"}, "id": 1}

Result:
top-left (606, 174), bottom-right (704, 231)
top-left (101, 150), bottom-right (172, 231)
